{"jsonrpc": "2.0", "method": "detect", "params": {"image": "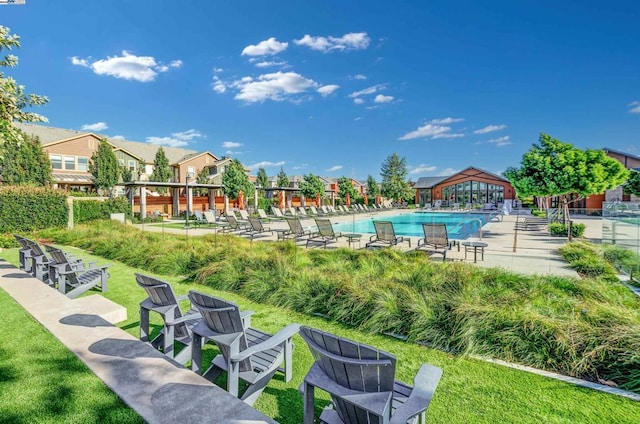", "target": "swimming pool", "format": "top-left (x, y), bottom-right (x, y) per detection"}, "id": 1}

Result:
top-left (332, 212), bottom-right (490, 239)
